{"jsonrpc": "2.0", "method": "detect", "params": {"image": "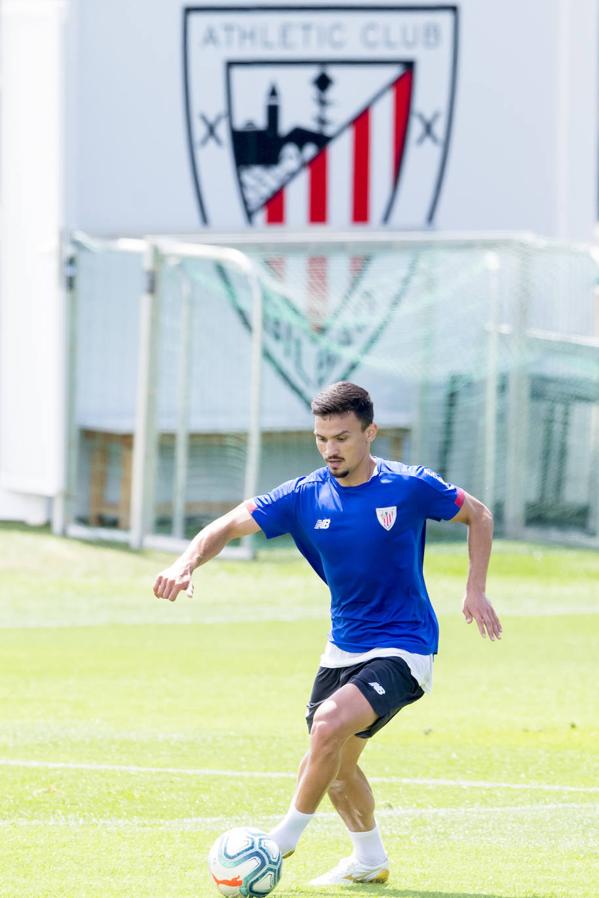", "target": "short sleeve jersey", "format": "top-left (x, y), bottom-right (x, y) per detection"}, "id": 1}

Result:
top-left (248, 458), bottom-right (464, 656)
